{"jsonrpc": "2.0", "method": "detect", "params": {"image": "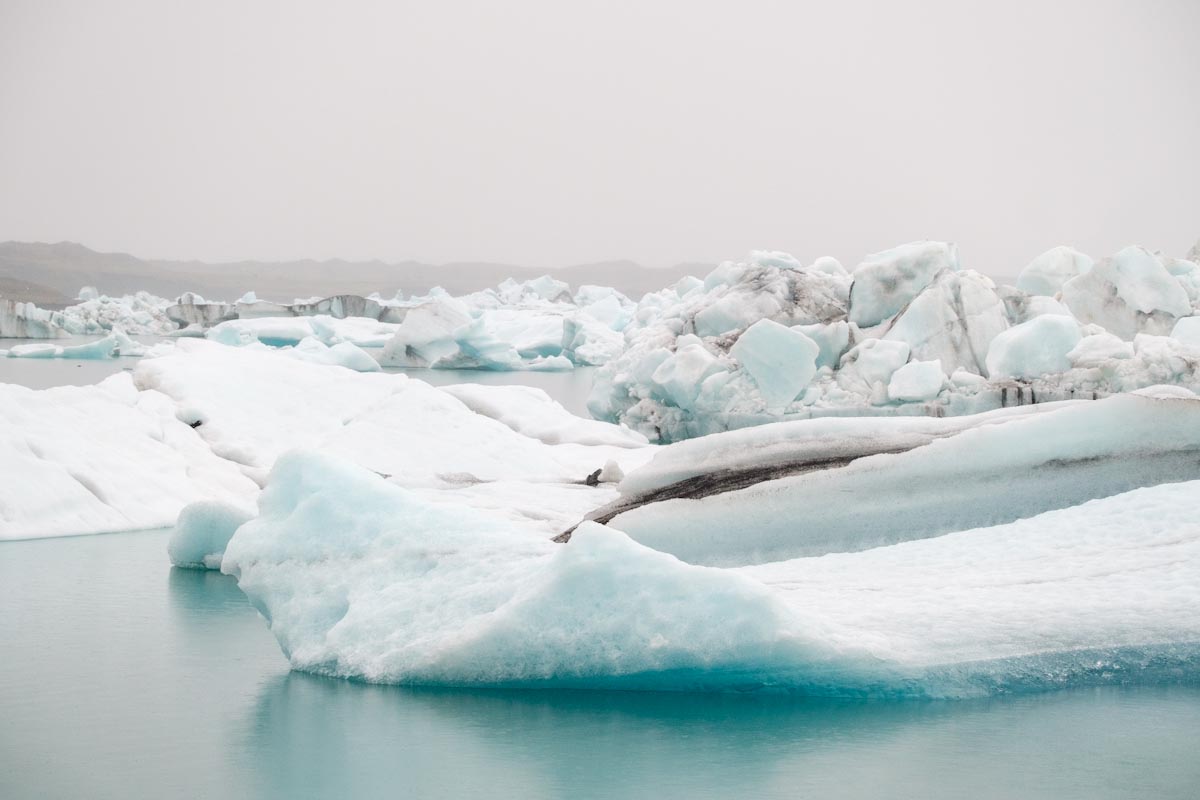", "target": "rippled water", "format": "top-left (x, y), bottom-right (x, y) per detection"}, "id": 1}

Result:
top-left (2, 343), bottom-right (1199, 798)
